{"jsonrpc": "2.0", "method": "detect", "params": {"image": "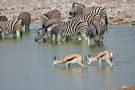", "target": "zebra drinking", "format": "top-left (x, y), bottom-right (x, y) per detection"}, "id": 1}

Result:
top-left (69, 3), bottom-right (108, 26)
top-left (86, 20), bottom-right (107, 44)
